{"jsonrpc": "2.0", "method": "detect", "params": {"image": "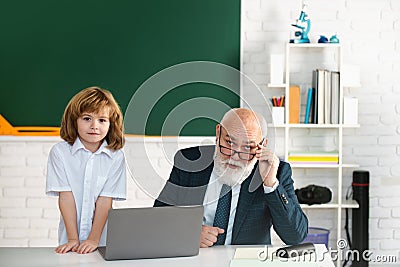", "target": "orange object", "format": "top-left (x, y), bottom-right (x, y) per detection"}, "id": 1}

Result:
top-left (0, 114), bottom-right (60, 136)
top-left (289, 85), bottom-right (301, 124)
